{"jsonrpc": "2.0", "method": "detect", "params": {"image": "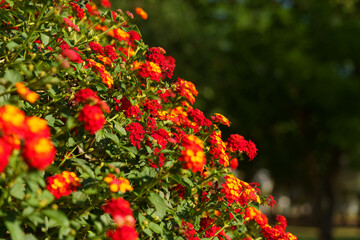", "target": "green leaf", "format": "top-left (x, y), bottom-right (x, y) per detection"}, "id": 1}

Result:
top-left (42, 209), bottom-right (69, 228)
top-left (66, 117), bottom-right (76, 129)
top-left (67, 137), bottom-right (76, 147)
top-left (143, 228), bottom-right (153, 237)
top-left (148, 191), bottom-right (167, 219)
top-left (182, 177), bottom-right (195, 187)
top-left (5, 218), bottom-right (25, 240)
top-left (104, 130), bottom-right (120, 145)
top-left (24, 234), bottom-right (38, 240)
top-left (72, 191), bottom-right (87, 204)
top-left (0, 85), bottom-right (10, 105)
top-left (114, 121), bottom-right (126, 135)
top-left (148, 222), bottom-right (163, 234)
top-left (6, 41), bottom-right (19, 51)
top-left (40, 33), bottom-right (50, 46)
top-left (10, 180), bottom-right (25, 200)
top-left (71, 158), bottom-right (96, 178)
top-left (95, 128), bottom-right (105, 142)
top-left (45, 115), bottom-right (55, 127)
top-left (39, 190), bottom-right (55, 205)
top-left (22, 207), bottom-right (35, 217)
top-left (48, 87), bottom-right (57, 99)
top-left (124, 146), bottom-right (138, 155)
top-left (3, 69), bottom-right (23, 84)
